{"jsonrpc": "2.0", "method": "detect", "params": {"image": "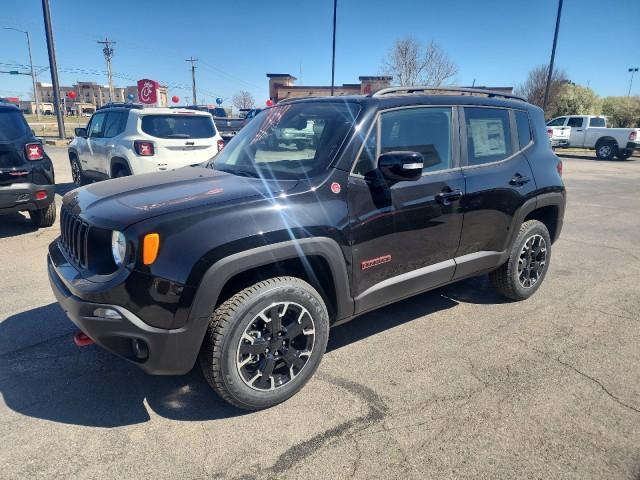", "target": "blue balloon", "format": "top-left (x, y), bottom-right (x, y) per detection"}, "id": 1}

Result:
top-left (127, 93), bottom-right (135, 100)
top-left (215, 97), bottom-right (223, 105)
